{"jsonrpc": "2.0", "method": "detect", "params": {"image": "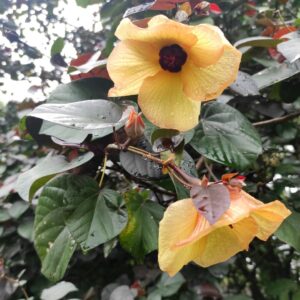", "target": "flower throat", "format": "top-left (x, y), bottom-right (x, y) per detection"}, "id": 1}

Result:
top-left (159, 44), bottom-right (187, 72)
